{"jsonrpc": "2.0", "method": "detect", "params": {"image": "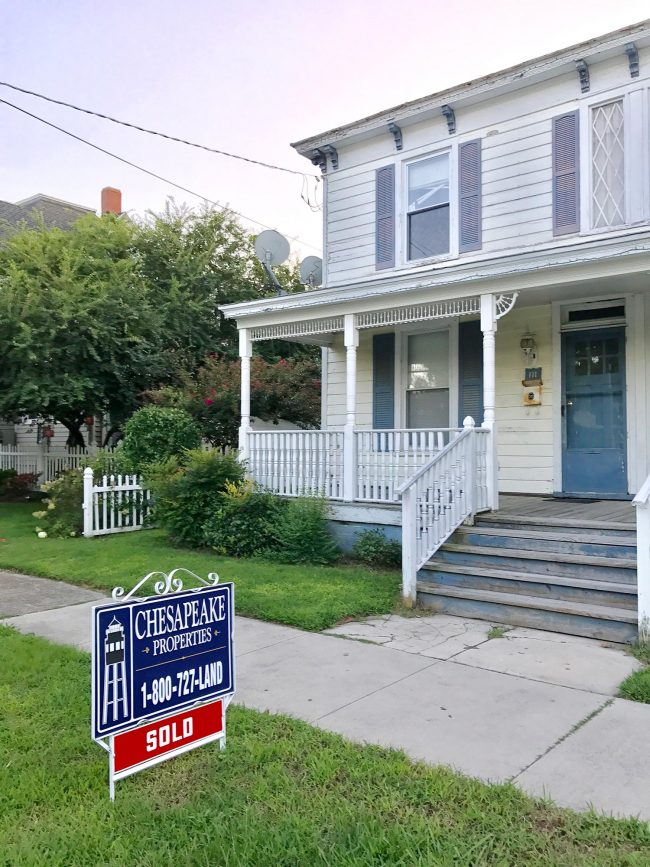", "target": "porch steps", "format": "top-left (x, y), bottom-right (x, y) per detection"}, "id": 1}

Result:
top-left (417, 516), bottom-right (638, 643)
